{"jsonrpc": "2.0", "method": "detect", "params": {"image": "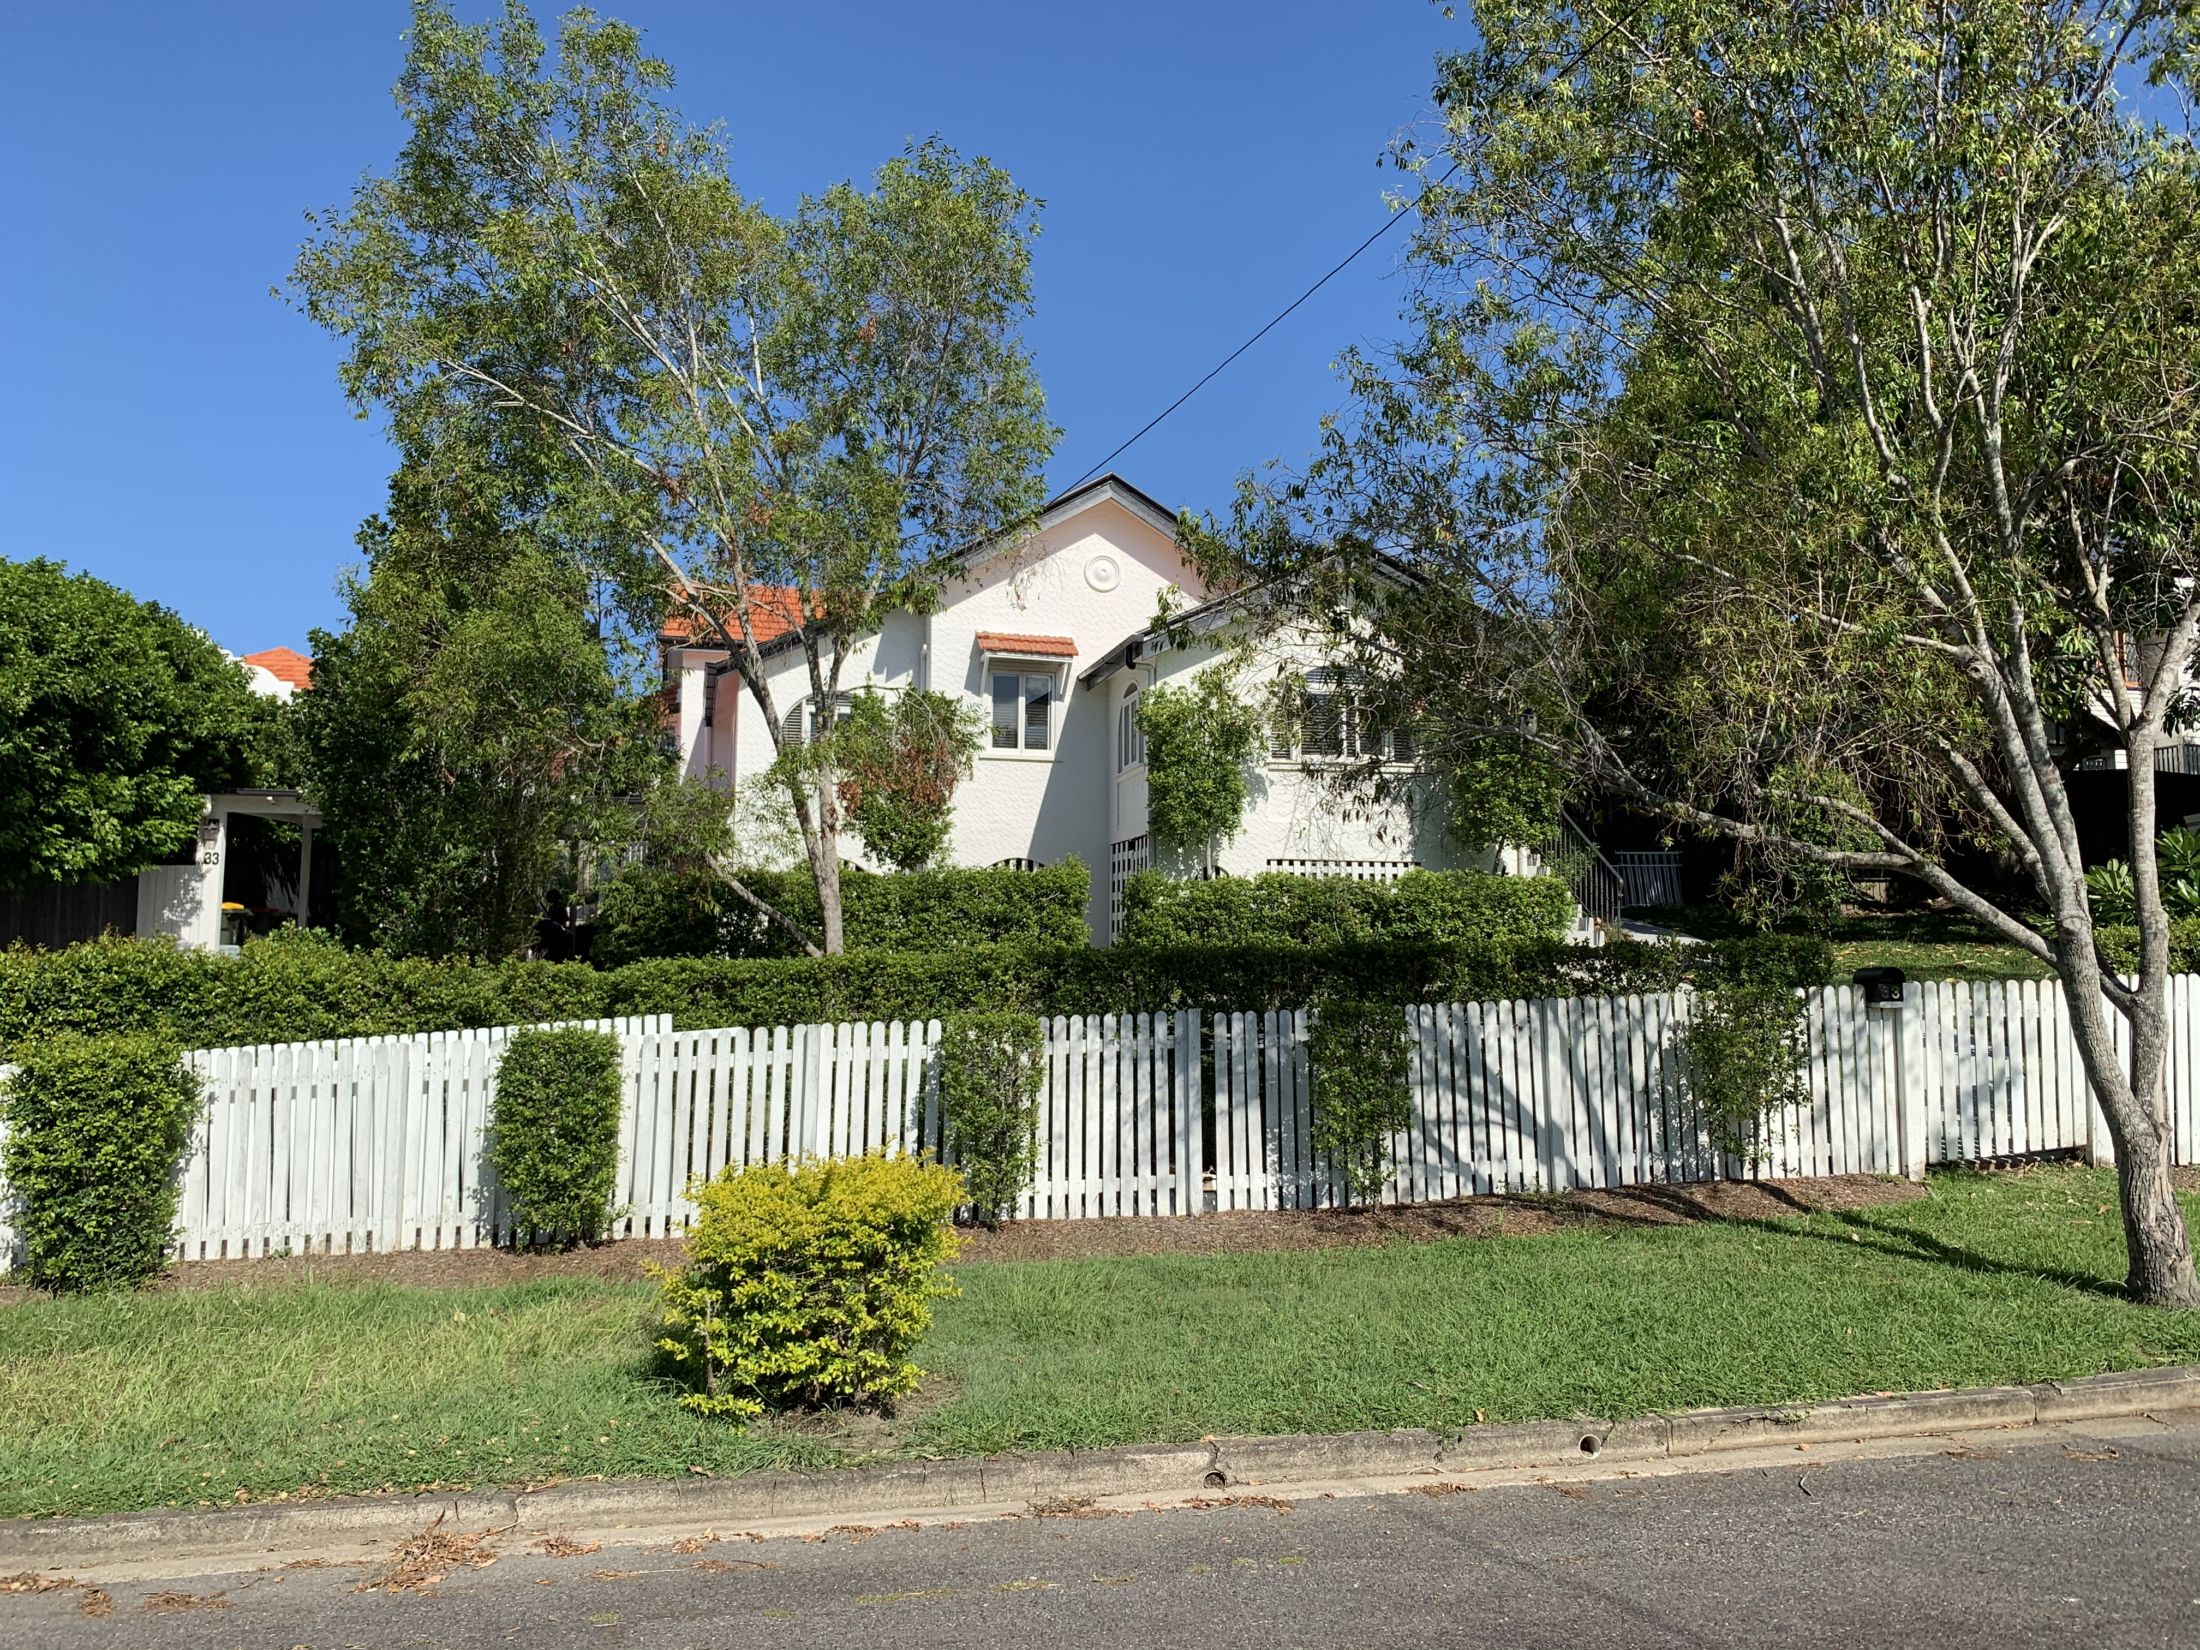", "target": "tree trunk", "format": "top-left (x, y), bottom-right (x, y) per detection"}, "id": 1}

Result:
top-left (2055, 950), bottom-right (2200, 1307)
top-left (2113, 1113), bottom-right (2200, 1308)
top-left (809, 791), bottom-right (846, 955)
